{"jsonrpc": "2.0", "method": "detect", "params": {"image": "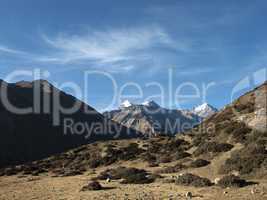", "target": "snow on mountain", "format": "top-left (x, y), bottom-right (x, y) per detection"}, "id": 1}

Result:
top-left (104, 100), bottom-right (202, 136)
top-left (120, 100), bottom-right (133, 108)
top-left (142, 100), bottom-right (160, 108)
top-left (193, 103), bottom-right (218, 118)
